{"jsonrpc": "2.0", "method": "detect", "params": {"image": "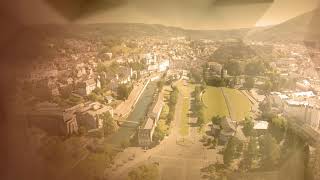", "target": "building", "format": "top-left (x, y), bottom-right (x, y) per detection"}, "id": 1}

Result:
top-left (76, 102), bottom-right (114, 130)
top-left (27, 102), bottom-right (78, 136)
top-left (76, 78), bottom-right (101, 96)
top-left (219, 117), bottom-right (237, 145)
top-left (138, 92), bottom-right (164, 147)
top-left (253, 121), bottom-right (269, 135)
